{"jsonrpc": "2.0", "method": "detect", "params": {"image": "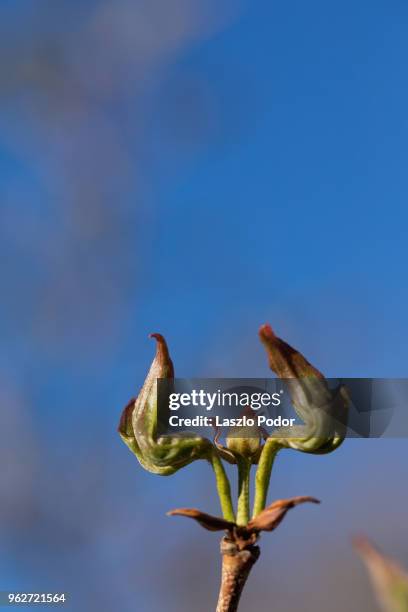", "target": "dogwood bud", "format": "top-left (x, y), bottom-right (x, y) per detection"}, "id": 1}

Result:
top-left (118, 333), bottom-right (212, 474)
top-left (259, 324), bottom-right (349, 454)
